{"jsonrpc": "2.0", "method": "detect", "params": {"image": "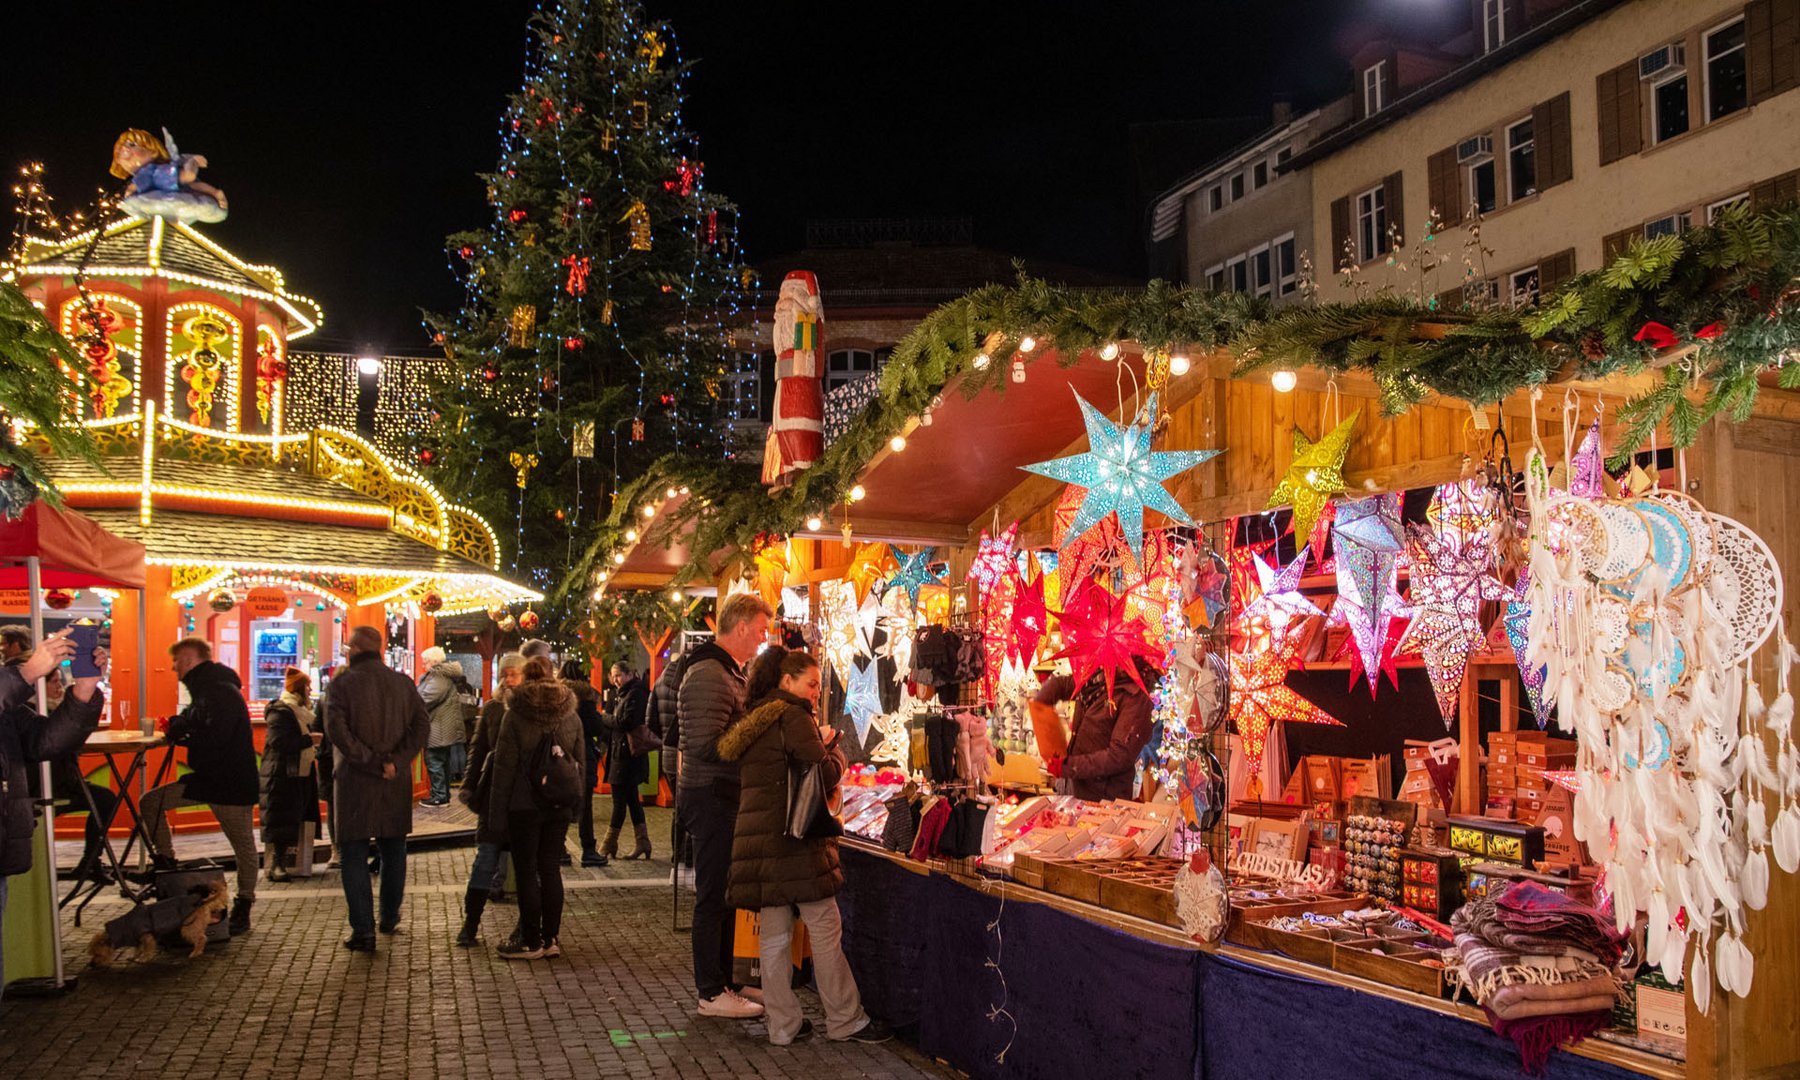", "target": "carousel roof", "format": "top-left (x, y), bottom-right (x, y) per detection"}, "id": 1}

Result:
top-left (12, 215), bottom-right (323, 338)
